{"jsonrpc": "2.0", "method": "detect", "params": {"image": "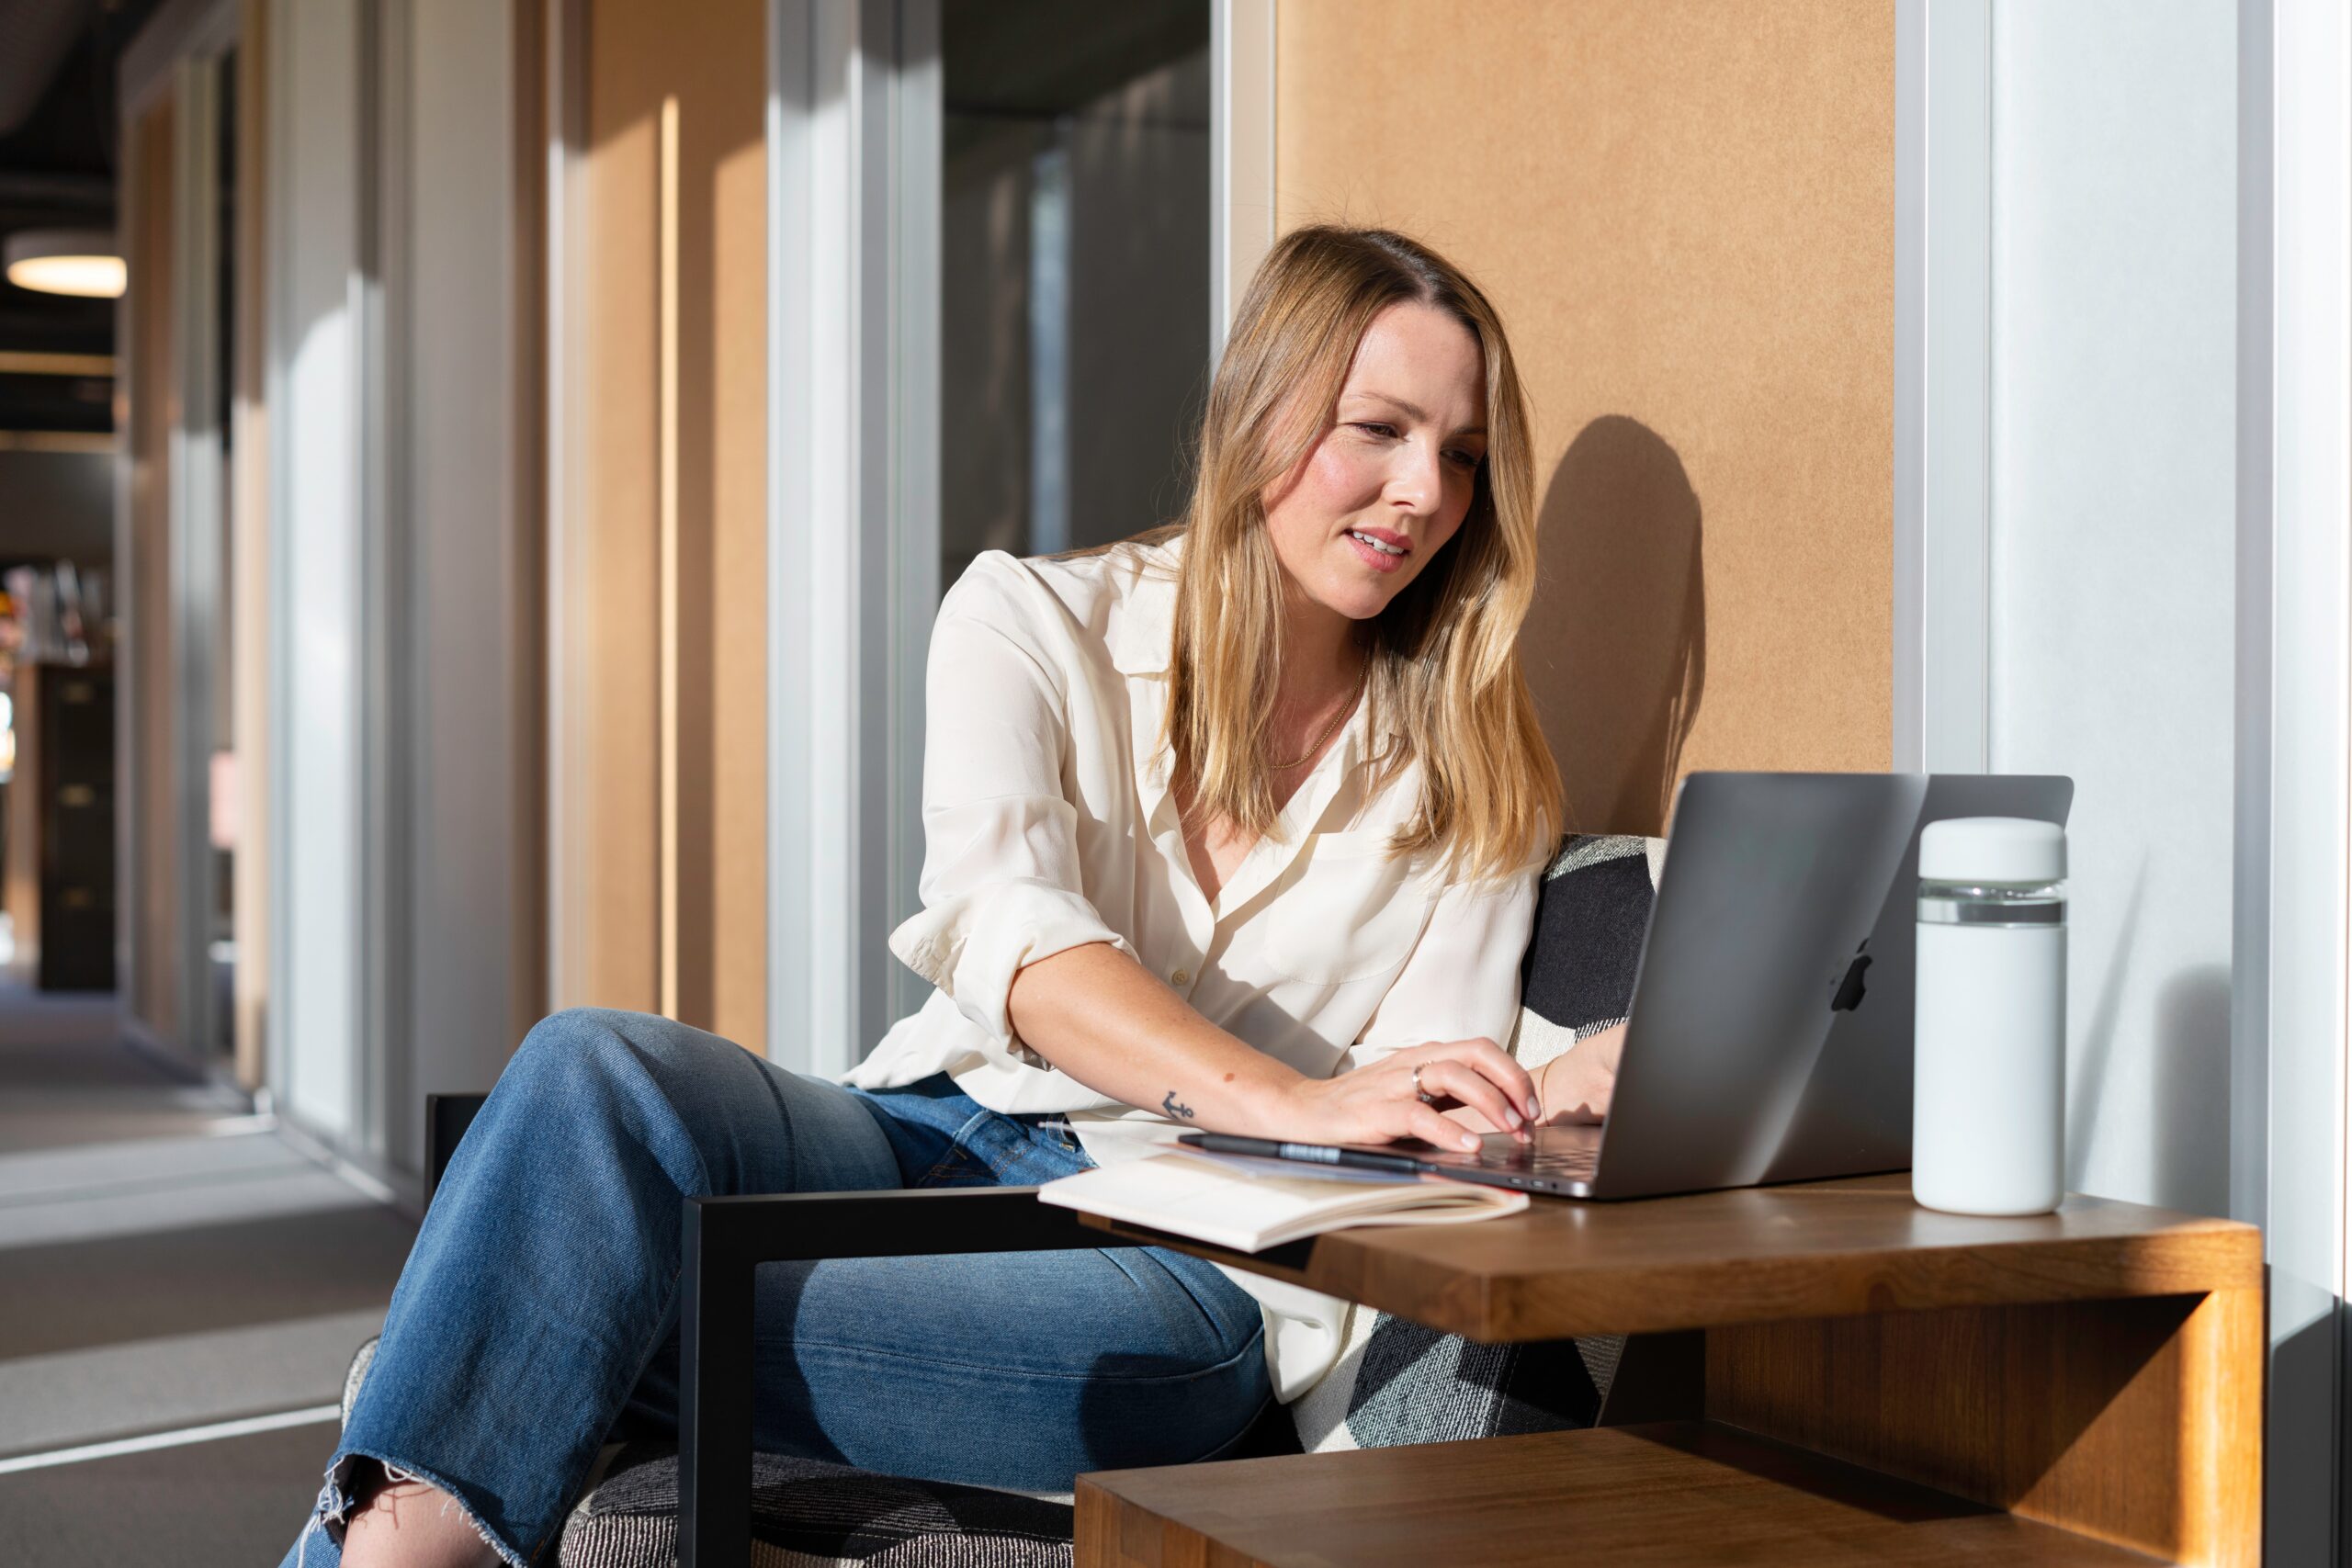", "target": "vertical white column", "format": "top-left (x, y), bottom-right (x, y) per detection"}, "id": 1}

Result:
top-left (267, 0), bottom-right (368, 1141)
top-left (767, 0), bottom-right (940, 1075)
top-left (2250, 0), bottom-right (2352, 1557)
top-left (169, 59), bottom-right (225, 1062)
top-left (402, 0), bottom-right (528, 1177)
top-left (1893, 0), bottom-right (1991, 776)
top-left (797, 0), bottom-right (860, 1077)
top-left (888, 0), bottom-right (942, 1030)
top-left (765, 0), bottom-right (815, 1072)
top-left (1209, 0), bottom-right (1275, 358)
top-left (2233, 0), bottom-right (2275, 1249)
